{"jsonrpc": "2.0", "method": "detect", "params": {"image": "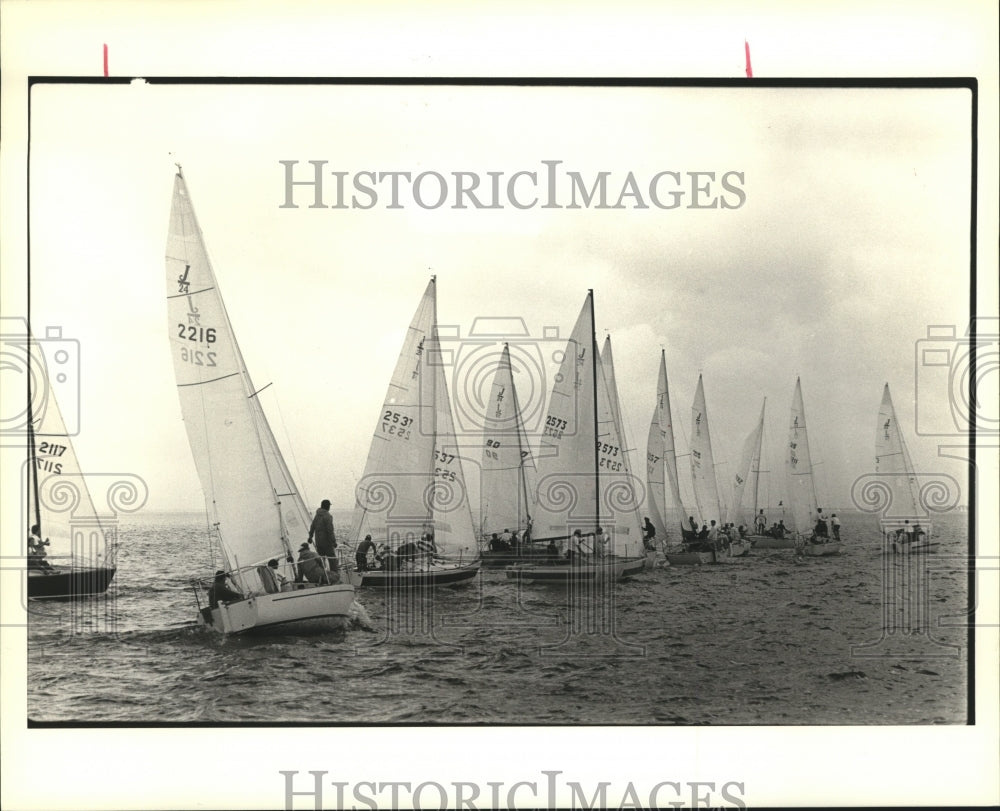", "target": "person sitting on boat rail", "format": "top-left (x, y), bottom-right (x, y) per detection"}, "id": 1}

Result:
top-left (776, 520), bottom-right (788, 538)
top-left (27, 524), bottom-right (55, 572)
top-left (642, 517), bottom-right (656, 551)
top-left (754, 510), bottom-right (767, 536)
top-left (738, 523), bottom-right (748, 539)
top-left (267, 558), bottom-right (290, 591)
top-left (356, 535), bottom-right (376, 571)
top-left (308, 499), bottom-right (340, 576)
top-left (500, 528), bottom-right (513, 549)
top-left (208, 570), bottom-right (244, 607)
top-left (489, 533), bottom-right (504, 552)
top-left (296, 542), bottom-right (331, 585)
top-left (830, 514), bottom-right (841, 541)
top-left (688, 516), bottom-right (698, 534)
top-left (697, 524), bottom-right (709, 541)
